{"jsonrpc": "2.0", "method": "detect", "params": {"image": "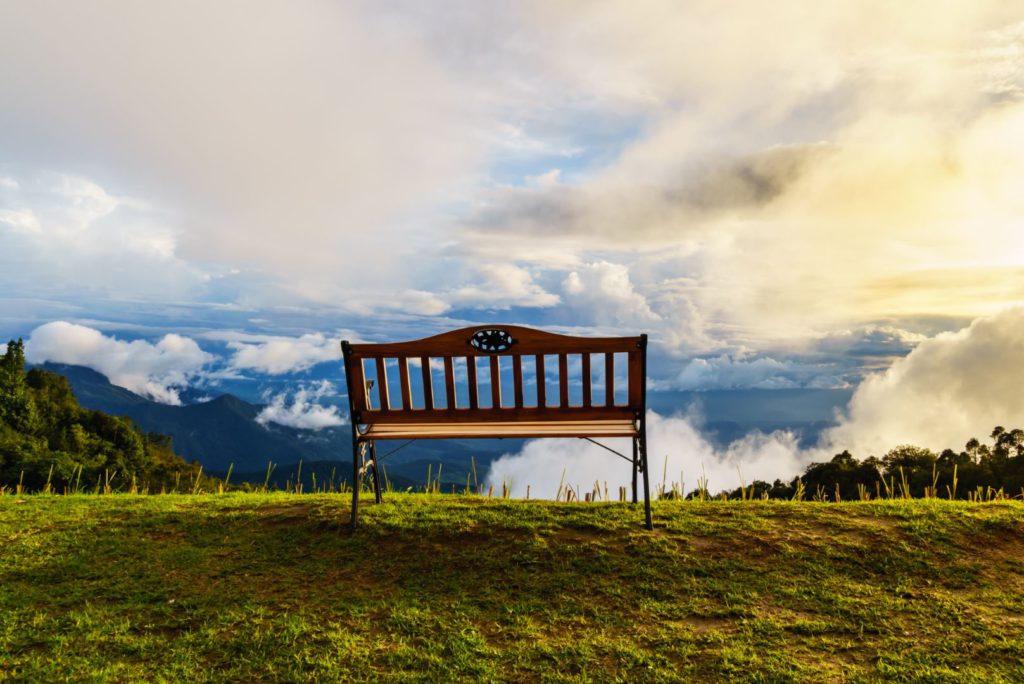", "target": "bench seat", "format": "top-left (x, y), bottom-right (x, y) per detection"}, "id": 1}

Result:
top-left (363, 419), bottom-right (639, 440)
